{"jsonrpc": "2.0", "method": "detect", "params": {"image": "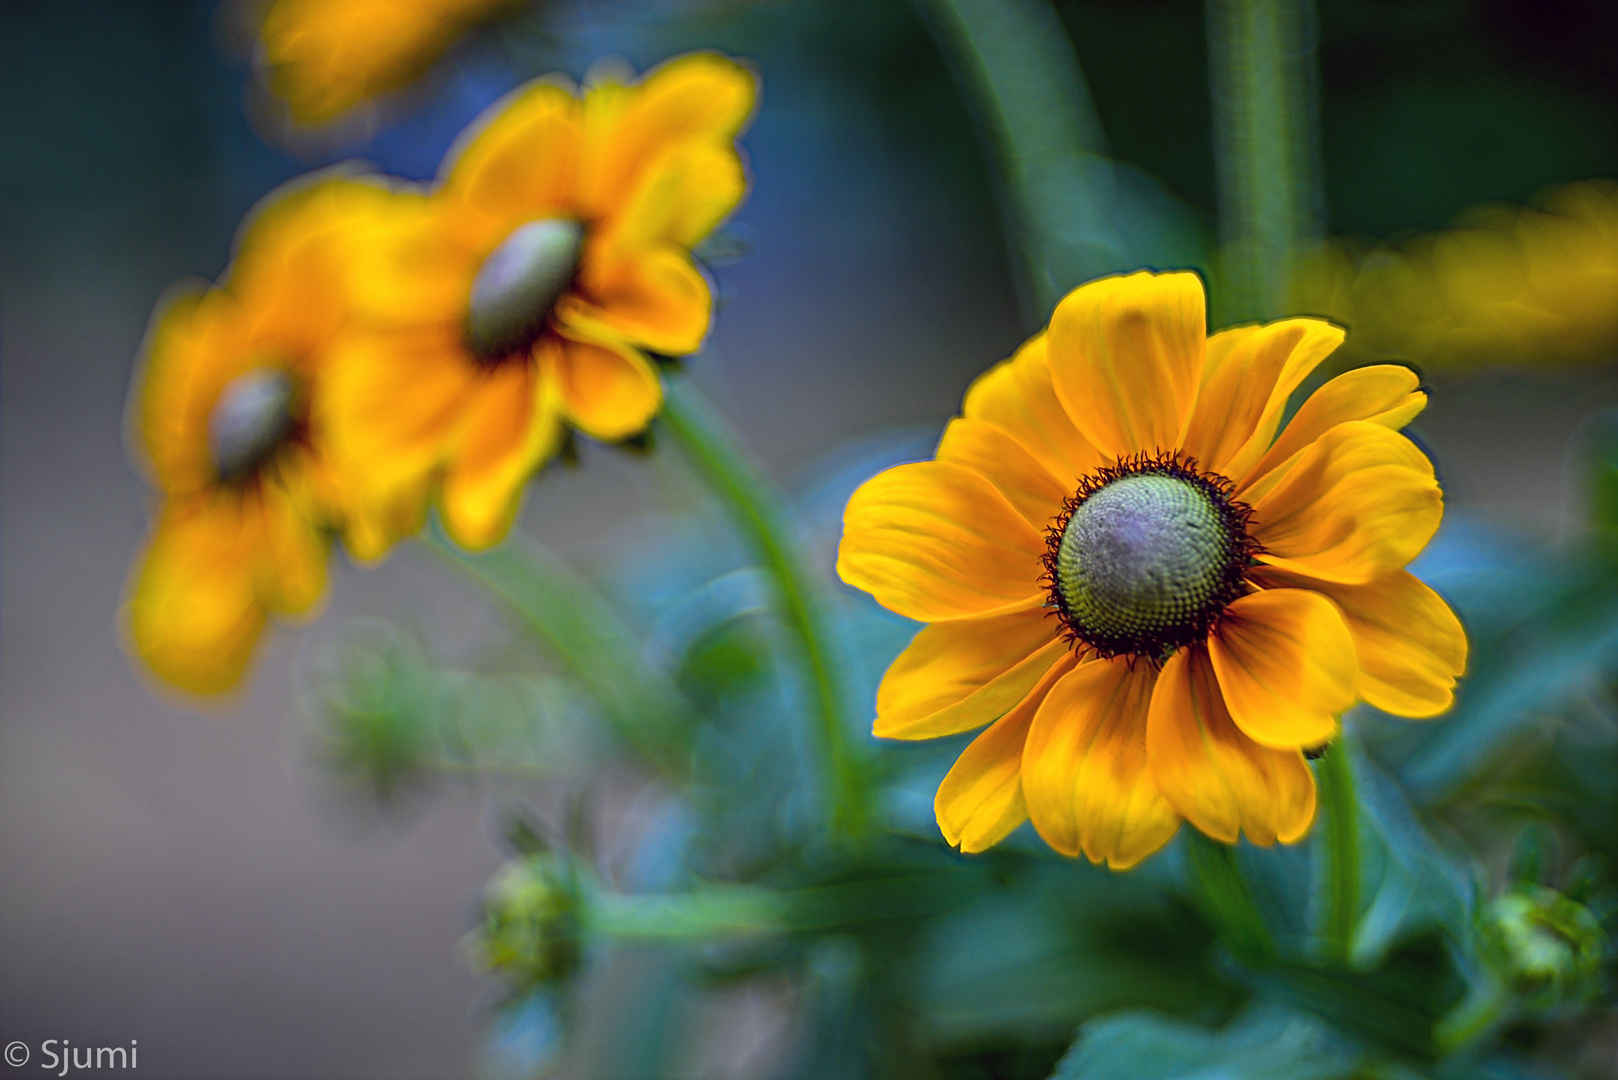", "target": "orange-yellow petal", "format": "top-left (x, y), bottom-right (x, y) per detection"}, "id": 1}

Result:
top-left (1046, 270), bottom-right (1206, 459)
top-left (440, 77), bottom-right (579, 245)
top-left (1254, 568), bottom-right (1466, 719)
top-left (1181, 318), bottom-right (1345, 477)
top-left (125, 497), bottom-right (271, 695)
top-left (1147, 647), bottom-right (1317, 845)
top-left (1250, 421), bottom-right (1442, 585)
top-left (545, 331), bottom-right (663, 442)
top-left (319, 328), bottom-right (478, 494)
top-left (1021, 657), bottom-right (1181, 868)
top-left (565, 242), bottom-right (713, 357)
top-left (837, 461), bottom-right (1046, 622)
top-left (962, 333), bottom-right (1107, 485)
top-left (579, 53), bottom-right (757, 221)
top-left (875, 603), bottom-right (1065, 739)
top-left (1243, 365), bottom-right (1427, 488)
top-left (936, 654), bottom-right (1076, 853)
top-left (441, 359), bottom-right (563, 549)
top-left (1207, 589), bottom-right (1357, 749)
top-left (255, 478), bottom-right (331, 614)
top-left (936, 417), bottom-right (1071, 531)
